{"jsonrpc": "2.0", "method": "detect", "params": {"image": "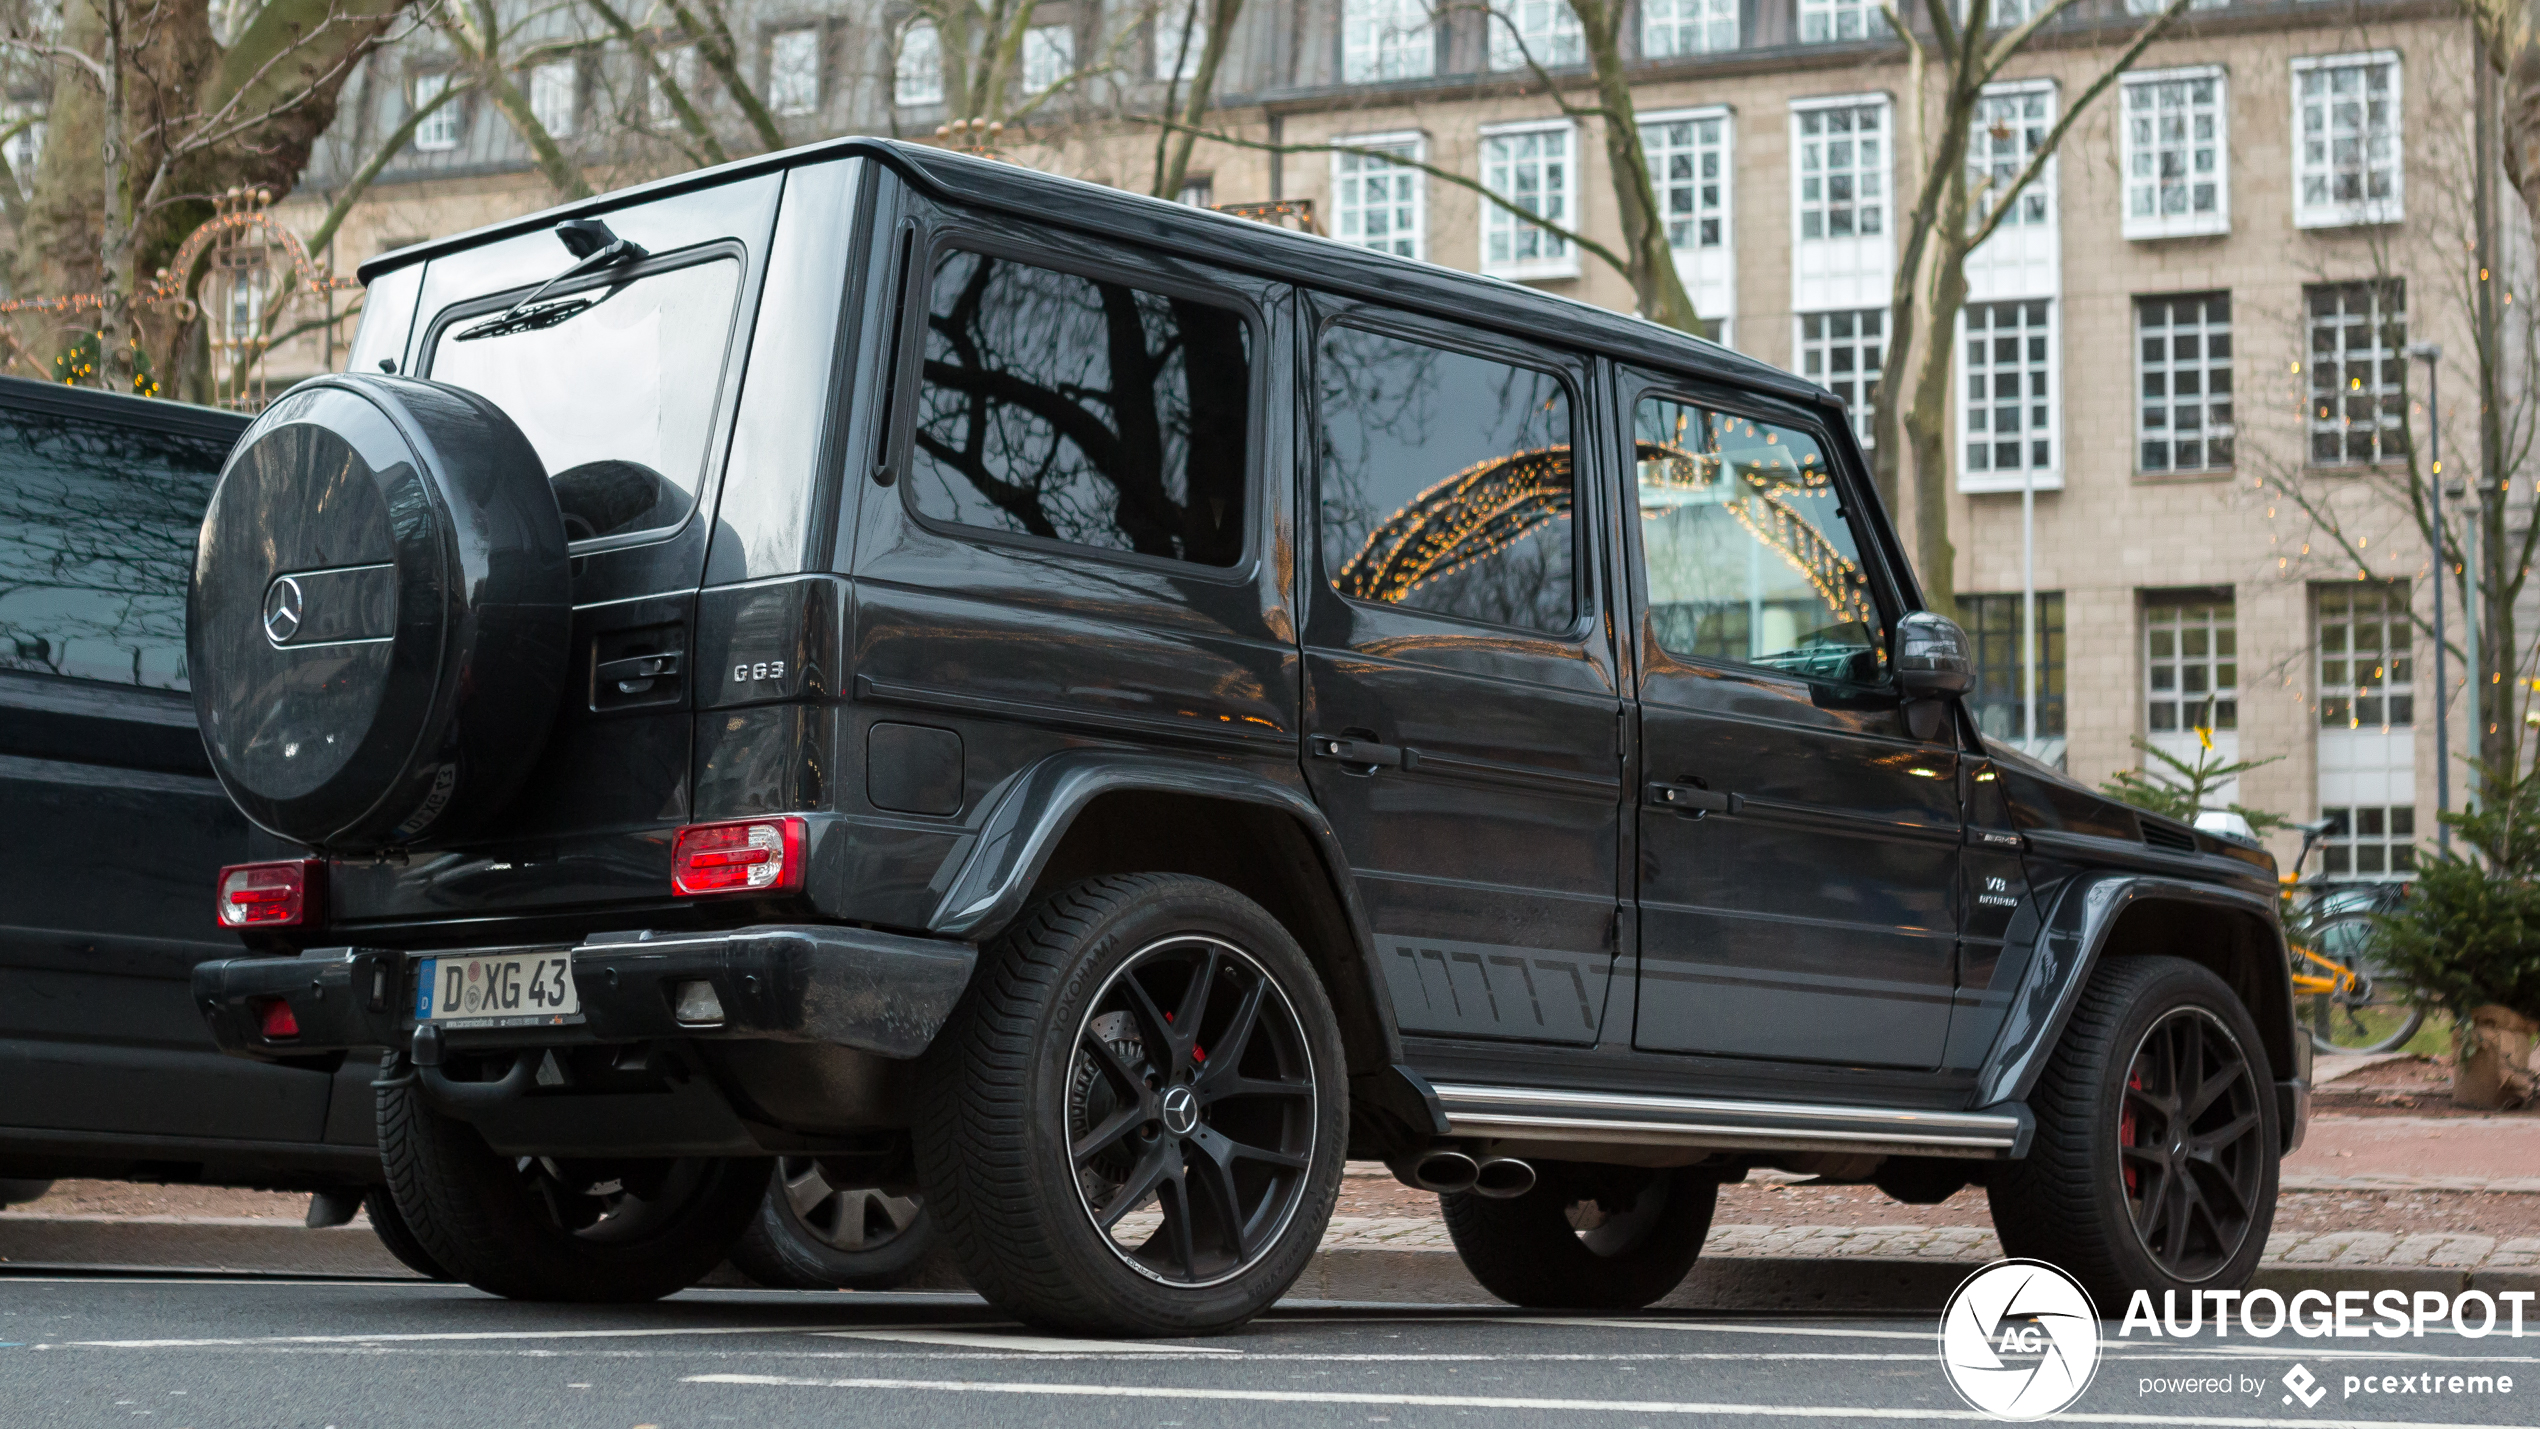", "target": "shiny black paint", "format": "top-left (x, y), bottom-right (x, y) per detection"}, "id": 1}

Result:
top-left (0, 382), bottom-right (374, 1186)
